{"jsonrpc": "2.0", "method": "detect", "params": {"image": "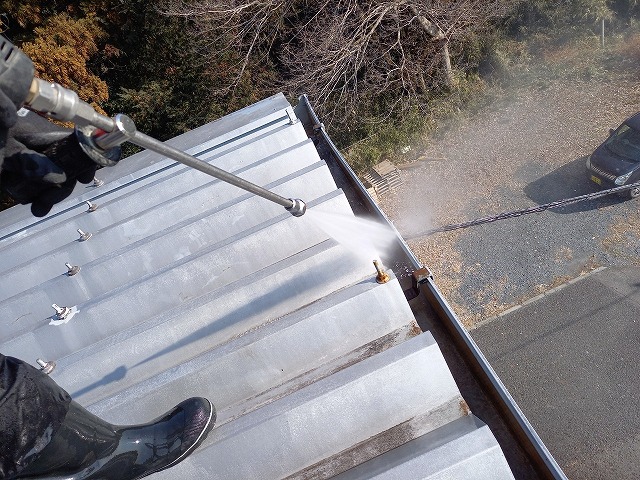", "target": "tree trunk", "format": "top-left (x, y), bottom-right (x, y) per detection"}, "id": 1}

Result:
top-left (409, 5), bottom-right (453, 87)
top-left (440, 40), bottom-right (453, 87)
